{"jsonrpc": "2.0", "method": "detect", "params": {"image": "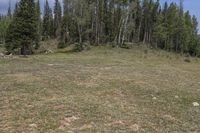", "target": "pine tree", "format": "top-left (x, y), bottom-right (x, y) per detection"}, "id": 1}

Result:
top-left (42, 0), bottom-right (53, 39)
top-left (35, 0), bottom-right (41, 49)
top-left (7, 0), bottom-right (12, 18)
top-left (49, 8), bottom-right (54, 38)
top-left (165, 3), bottom-right (178, 51)
top-left (54, 0), bottom-right (62, 38)
top-left (5, 0), bottom-right (38, 55)
top-left (135, 0), bottom-right (142, 42)
top-left (1, 16), bottom-right (12, 44)
top-left (152, 8), bottom-right (167, 49)
top-left (142, 0), bottom-right (153, 45)
top-left (13, 2), bottom-right (19, 16)
top-left (59, 0), bottom-right (70, 48)
top-left (188, 15), bottom-right (200, 56)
